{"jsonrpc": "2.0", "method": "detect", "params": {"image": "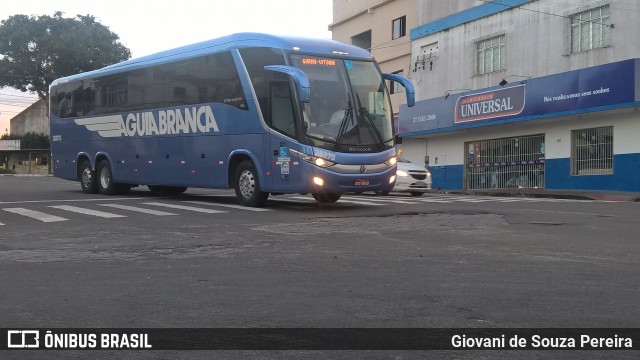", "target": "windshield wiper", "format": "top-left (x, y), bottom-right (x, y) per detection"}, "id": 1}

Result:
top-left (355, 93), bottom-right (385, 145)
top-left (335, 100), bottom-right (354, 148)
